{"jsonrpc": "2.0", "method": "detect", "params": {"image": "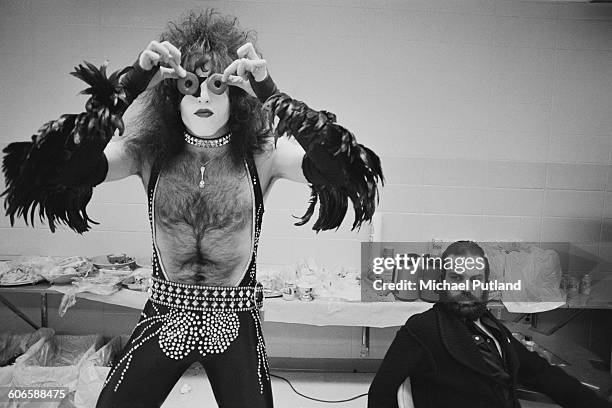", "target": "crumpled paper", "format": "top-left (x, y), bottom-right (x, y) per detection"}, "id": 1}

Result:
top-left (52, 271), bottom-right (131, 316)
